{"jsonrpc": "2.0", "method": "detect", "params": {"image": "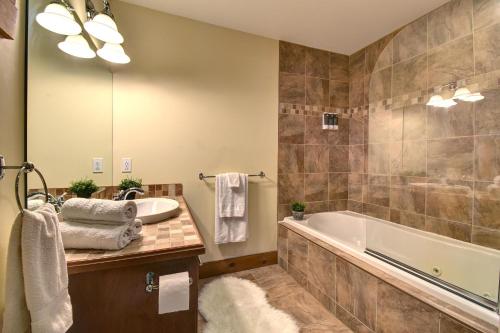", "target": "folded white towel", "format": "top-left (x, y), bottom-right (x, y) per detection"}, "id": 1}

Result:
top-left (21, 204), bottom-right (73, 333)
top-left (215, 173), bottom-right (249, 244)
top-left (59, 220), bottom-right (133, 250)
top-left (217, 173), bottom-right (246, 218)
top-left (61, 198), bottom-right (137, 223)
top-left (27, 199), bottom-right (45, 211)
top-left (226, 173), bottom-right (240, 188)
